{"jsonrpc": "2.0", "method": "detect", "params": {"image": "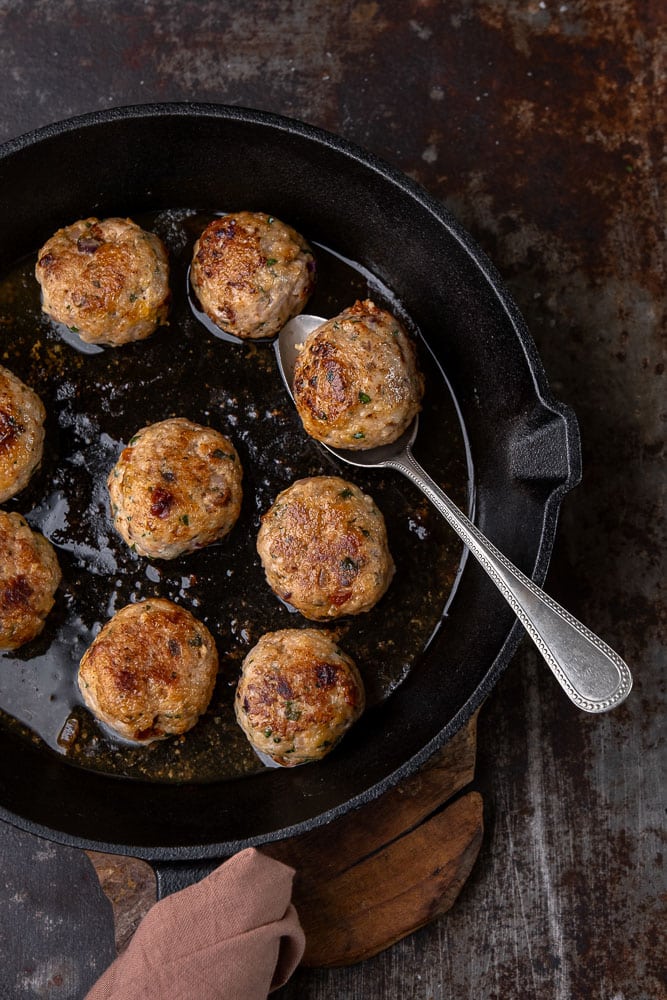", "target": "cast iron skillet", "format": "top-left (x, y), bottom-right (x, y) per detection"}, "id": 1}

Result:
top-left (0, 104), bottom-right (580, 890)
